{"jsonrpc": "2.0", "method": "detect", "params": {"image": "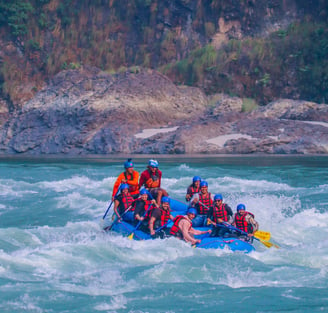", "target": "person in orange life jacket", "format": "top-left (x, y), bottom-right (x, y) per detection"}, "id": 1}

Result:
top-left (148, 196), bottom-right (174, 239)
top-left (169, 208), bottom-right (211, 245)
top-left (138, 159), bottom-right (168, 206)
top-left (113, 184), bottom-right (139, 223)
top-left (232, 204), bottom-right (259, 241)
top-left (185, 176), bottom-right (201, 202)
top-left (112, 159), bottom-right (140, 201)
top-left (133, 189), bottom-right (158, 230)
top-left (190, 181), bottom-right (214, 227)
